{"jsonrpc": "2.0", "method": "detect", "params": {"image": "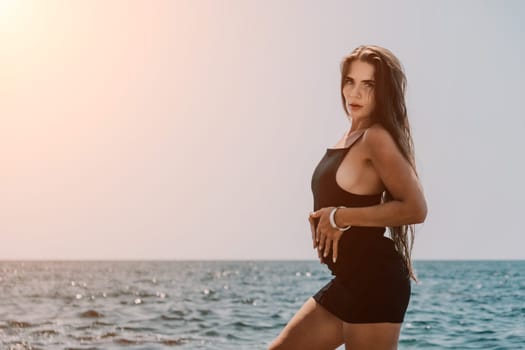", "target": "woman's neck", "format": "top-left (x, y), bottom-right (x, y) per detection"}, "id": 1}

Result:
top-left (346, 119), bottom-right (375, 136)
